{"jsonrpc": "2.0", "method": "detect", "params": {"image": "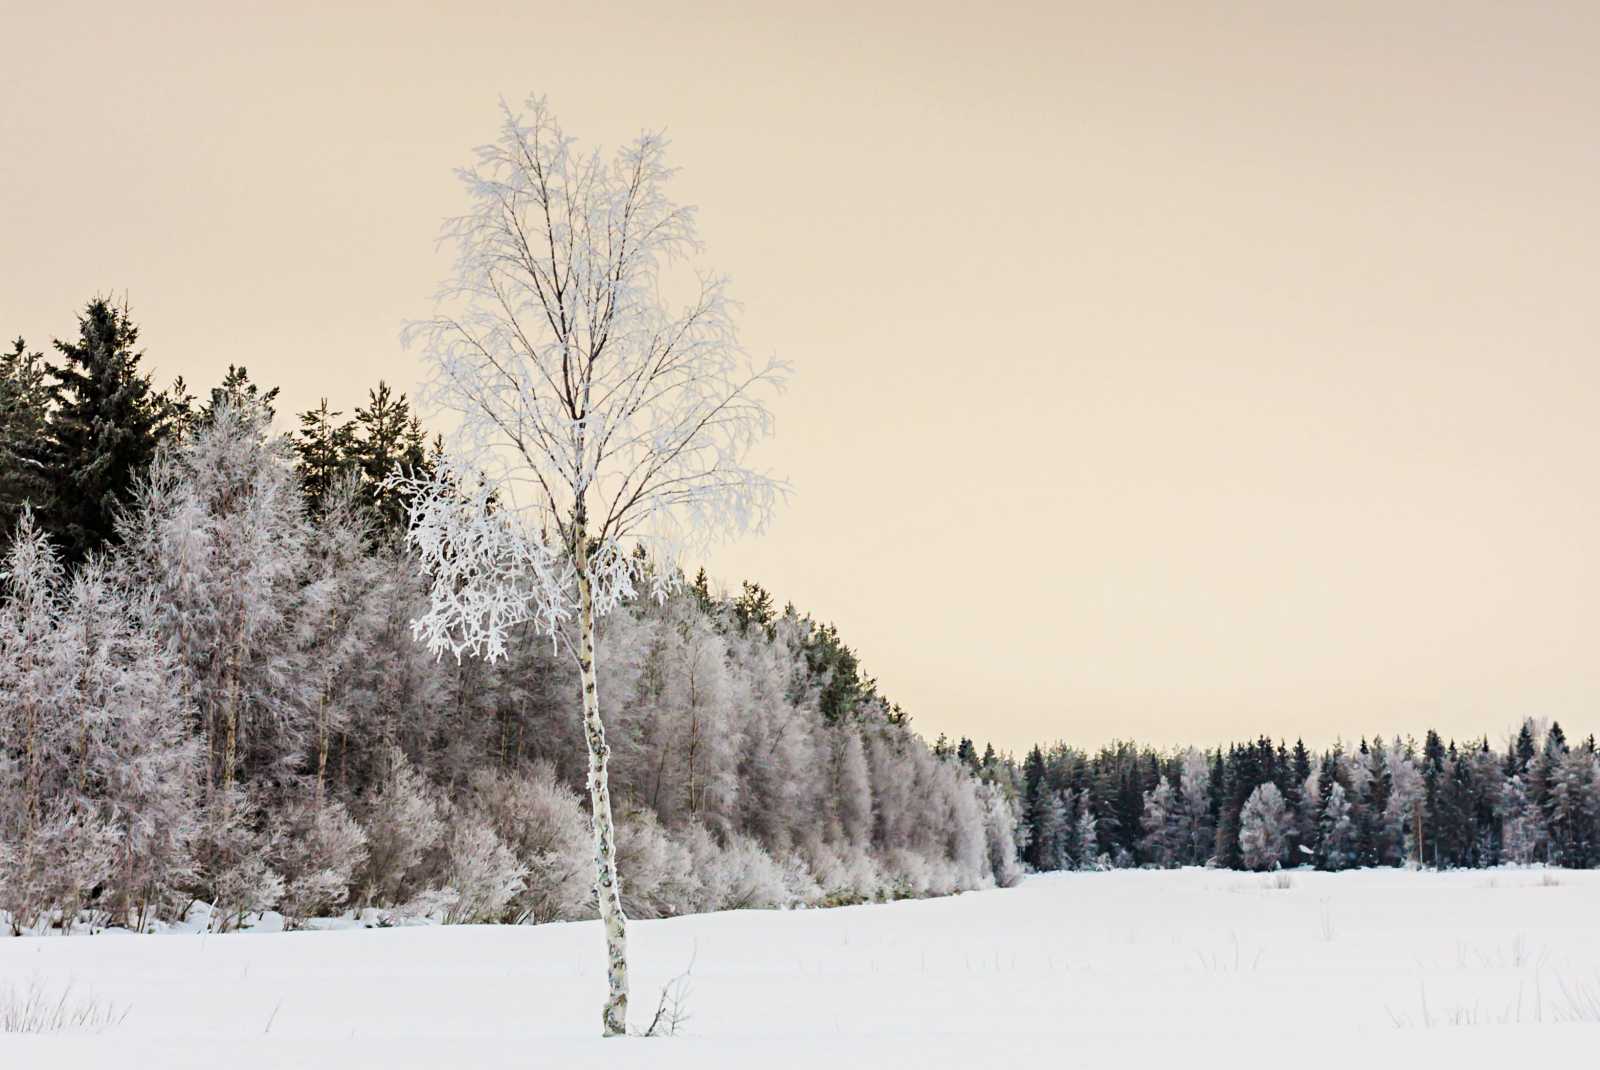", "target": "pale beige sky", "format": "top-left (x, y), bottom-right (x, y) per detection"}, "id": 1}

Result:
top-left (4, 1), bottom-right (1599, 753)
